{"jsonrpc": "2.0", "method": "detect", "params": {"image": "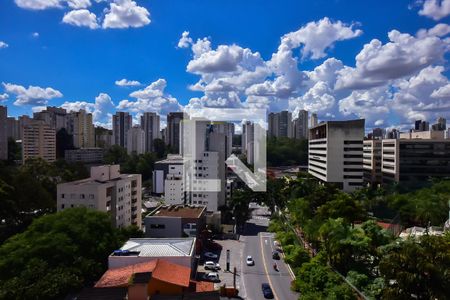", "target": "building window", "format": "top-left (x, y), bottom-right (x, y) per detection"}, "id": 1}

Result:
top-left (61, 194), bottom-right (65, 199)
top-left (61, 204), bottom-right (65, 209)
top-left (150, 224), bottom-right (166, 229)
